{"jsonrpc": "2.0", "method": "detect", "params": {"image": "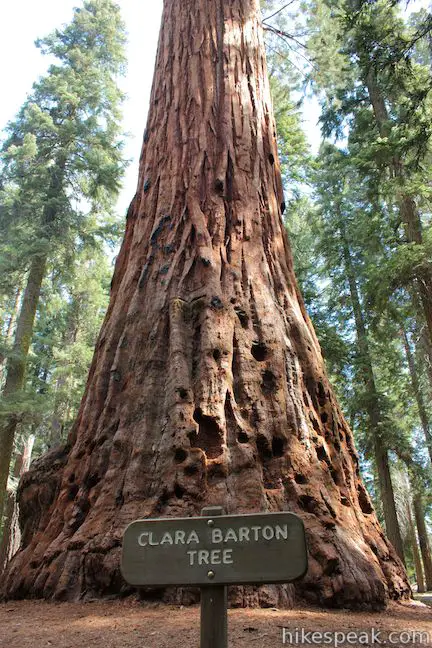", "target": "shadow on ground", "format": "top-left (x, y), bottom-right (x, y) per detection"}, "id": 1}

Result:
top-left (0, 599), bottom-right (431, 648)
